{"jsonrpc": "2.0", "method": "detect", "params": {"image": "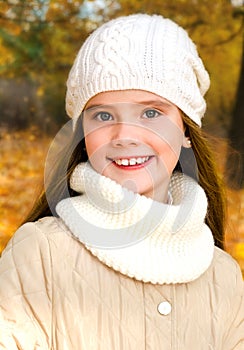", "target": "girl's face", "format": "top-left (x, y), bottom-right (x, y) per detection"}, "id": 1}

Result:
top-left (83, 90), bottom-right (187, 202)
